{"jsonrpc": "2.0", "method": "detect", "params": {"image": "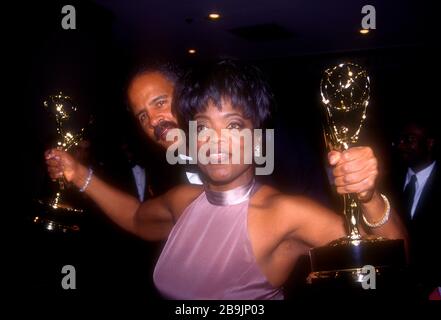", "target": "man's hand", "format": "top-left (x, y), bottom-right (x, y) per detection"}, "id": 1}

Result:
top-left (328, 146), bottom-right (378, 203)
